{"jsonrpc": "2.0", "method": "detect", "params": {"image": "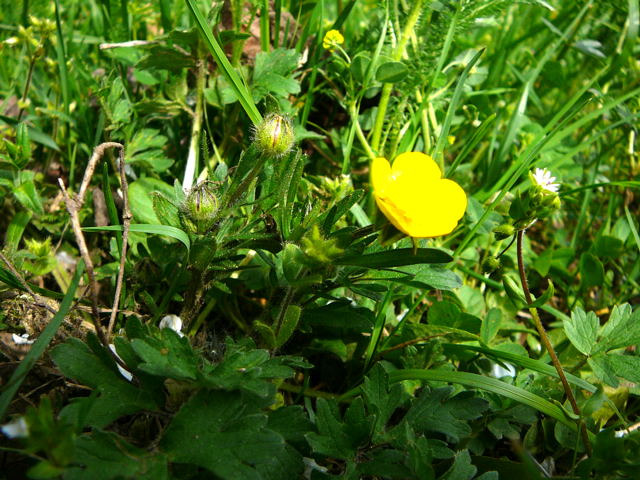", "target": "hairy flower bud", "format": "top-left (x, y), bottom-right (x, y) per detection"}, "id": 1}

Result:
top-left (254, 113), bottom-right (295, 158)
top-left (493, 224), bottom-right (515, 241)
top-left (180, 181), bottom-right (219, 235)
